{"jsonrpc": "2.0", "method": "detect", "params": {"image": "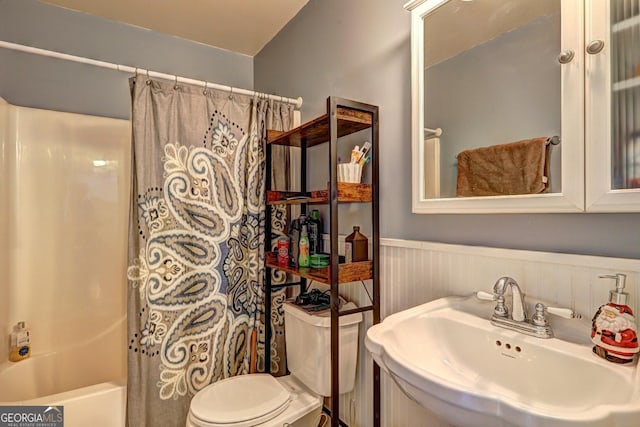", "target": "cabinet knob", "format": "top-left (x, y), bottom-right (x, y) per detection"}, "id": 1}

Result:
top-left (586, 39), bottom-right (605, 55)
top-left (557, 49), bottom-right (575, 64)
